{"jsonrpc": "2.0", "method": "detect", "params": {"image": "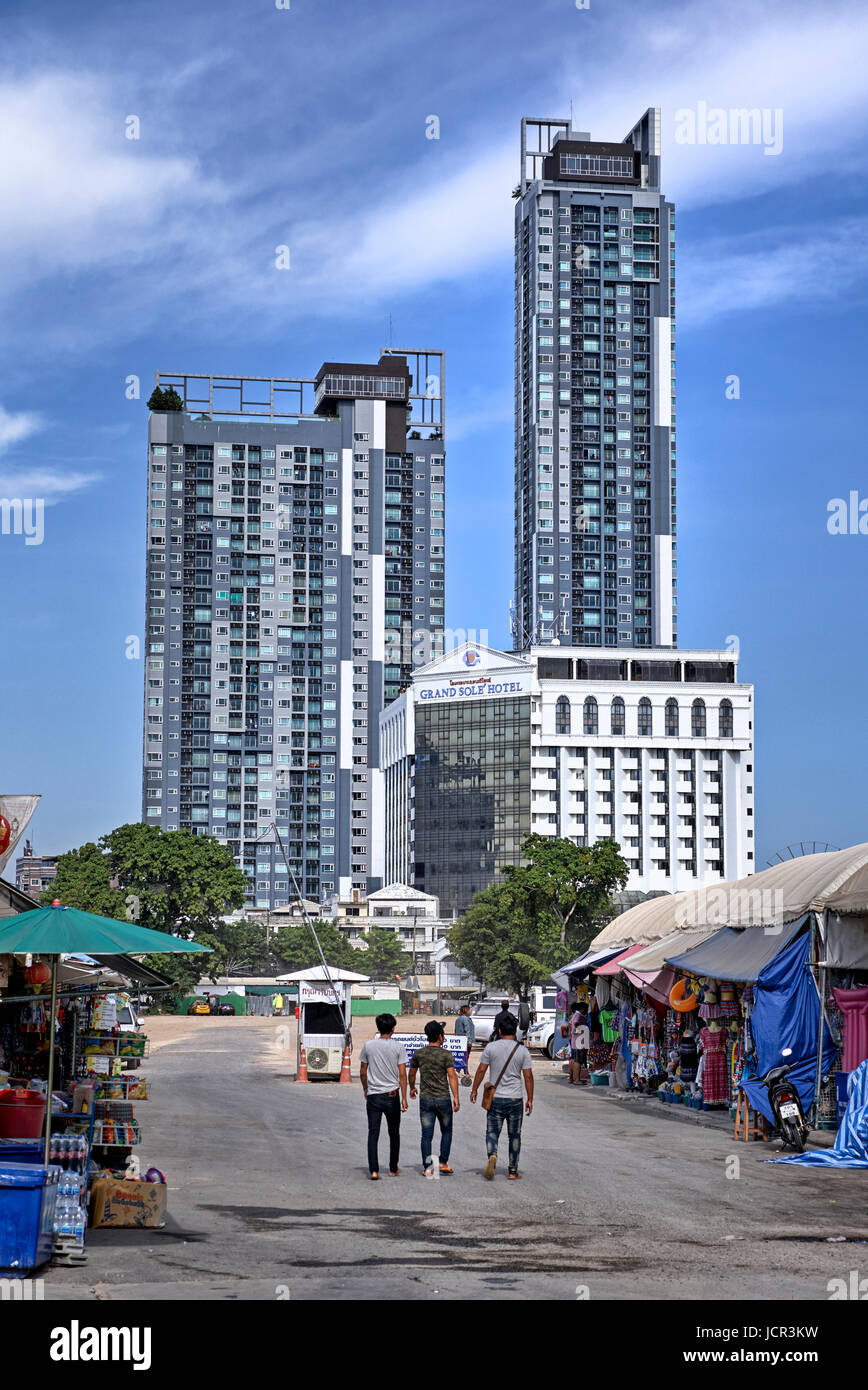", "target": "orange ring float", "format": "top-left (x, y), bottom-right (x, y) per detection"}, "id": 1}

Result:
top-left (669, 978), bottom-right (699, 1012)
